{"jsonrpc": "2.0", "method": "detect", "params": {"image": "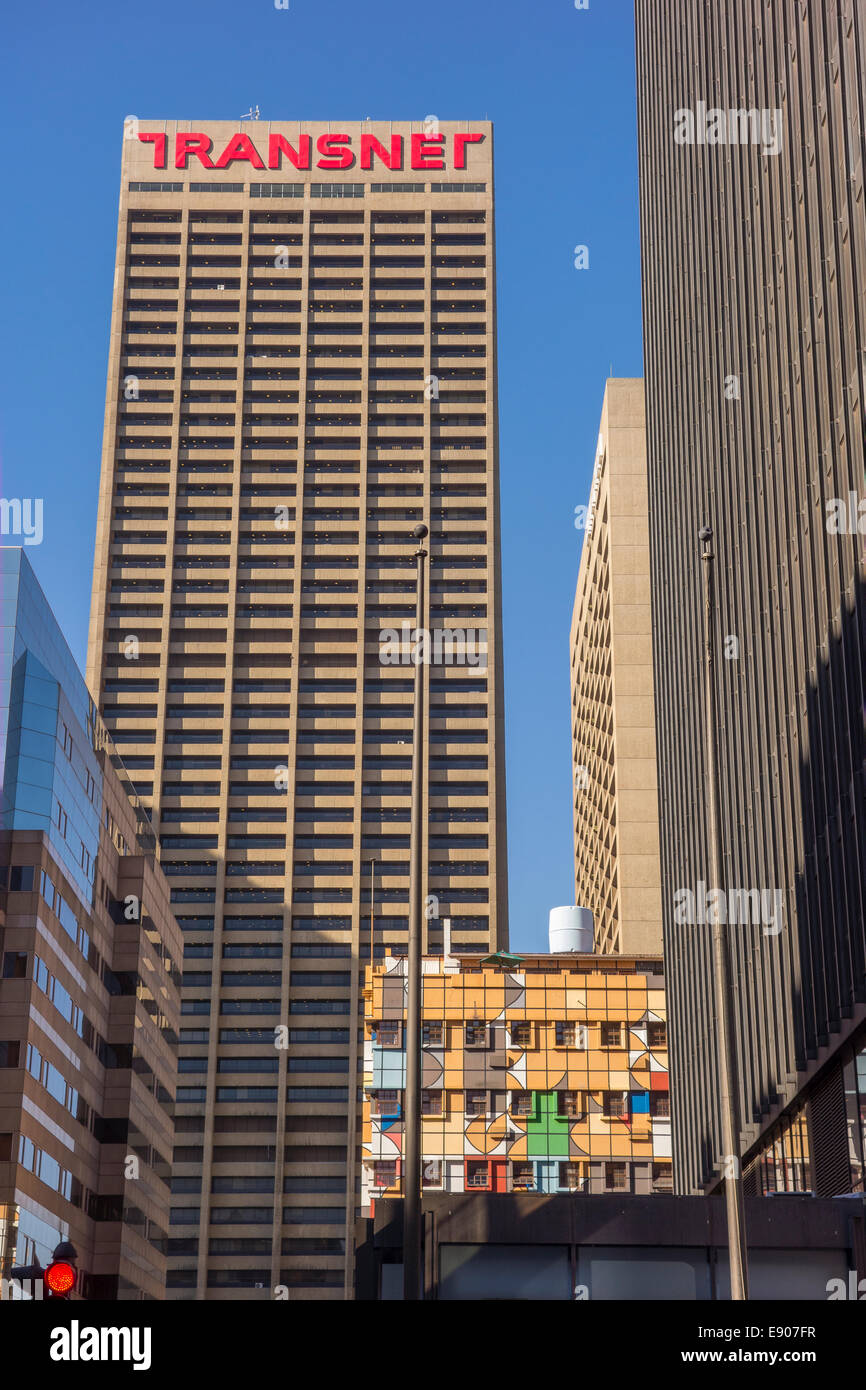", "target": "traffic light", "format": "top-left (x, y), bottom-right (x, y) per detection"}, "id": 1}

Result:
top-left (44, 1241), bottom-right (78, 1299)
top-left (9, 1238), bottom-right (78, 1300)
top-left (44, 1260), bottom-right (76, 1299)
